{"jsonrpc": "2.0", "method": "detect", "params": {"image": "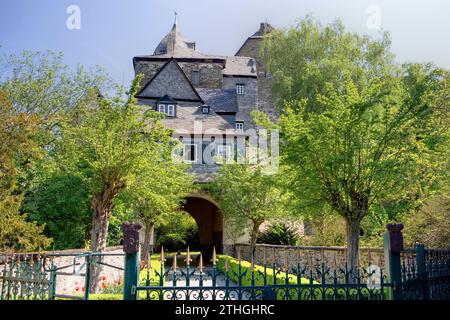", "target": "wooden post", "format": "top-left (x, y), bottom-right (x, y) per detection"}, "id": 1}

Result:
top-left (122, 222), bottom-right (142, 300)
top-left (384, 223), bottom-right (404, 300)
